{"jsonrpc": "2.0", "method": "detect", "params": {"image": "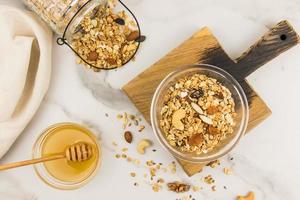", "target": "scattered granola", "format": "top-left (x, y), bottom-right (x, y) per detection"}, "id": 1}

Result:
top-left (192, 185), bottom-right (202, 192)
top-left (130, 172), bottom-right (136, 177)
top-left (152, 183), bottom-right (162, 192)
top-left (159, 74), bottom-right (236, 154)
top-left (138, 125), bottom-right (145, 132)
top-left (117, 112), bottom-right (145, 131)
top-left (237, 191), bottom-right (255, 200)
top-left (71, 1), bottom-right (143, 69)
top-left (211, 185), bottom-right (217, 192)
top-left (203, 175), bottom-right (215, 185)
top-left (168, 161), bottom-right (177, 174)
top-left (206, 160), bottom-right (220, 168)
top-left (167, 182), bottom-right (191, 193)
top-left (121, 147), bottom-right (128, 152)
top-left (223, 167), bottom-right (233, 175)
